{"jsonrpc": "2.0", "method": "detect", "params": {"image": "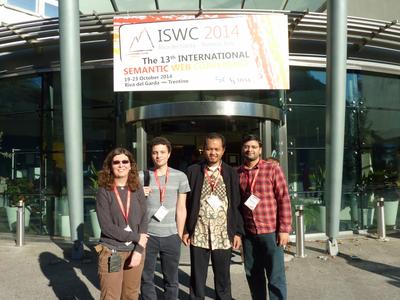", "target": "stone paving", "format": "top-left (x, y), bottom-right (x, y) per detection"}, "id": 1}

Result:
top-left (0, 231), bottom-right (399, 299)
